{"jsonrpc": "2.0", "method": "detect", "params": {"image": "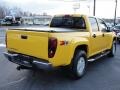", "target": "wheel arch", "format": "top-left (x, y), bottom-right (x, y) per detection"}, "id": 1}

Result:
top-left (113, 37), bottom-right (117, 41)
top-left (71, 44), bottom-right (89, 64)
top-left (74, 45), bottom-right (88, 54)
